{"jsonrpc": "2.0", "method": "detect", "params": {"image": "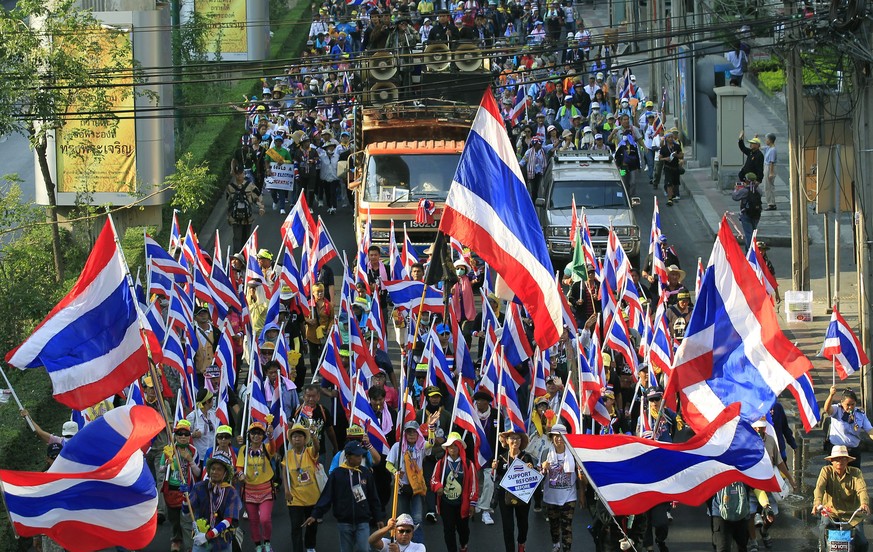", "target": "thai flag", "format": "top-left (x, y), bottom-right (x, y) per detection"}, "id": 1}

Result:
top-left (566, 403), bottom-right (779, 515)
top-left (589, 327), bottom-right (607, 388)
top-left (214, 324), bottom-right (236, 390)
top-left (668, 219), bottom-right (813, 431)
top-left (143, 299), bottom-right (167, 349)
top-left (454, 326), bottom-right (477, 388)
top-left (280, 244), bottom-right (310, 317)
top-left (508, 94), bottom-right (530, 125)
top-left (499, 302), bottom-right (533, 368)
top-left (145, 235), bottom-right (189, 285)
top-left (241, 227), bottom-right (259, 262)
top-left (340, 251), bottom-right (356, 316)
top-left (403, 226), bottom-right (418, 274)
top-left (479, 323), bottom-right (499, 378)
top-left (389, 221), bottom-right (405, 281)
top-left (578, 339), bottom-right (603, 417)
top-left (245, 246), bottom-right (266, 288)
top-left (147, 265), bottom-right (173, 299)
top-left (570, 196), bottom-right (580, 248)
top-left (172, 389), bottom-right (186, 424)
top-left (383, 280), bottom-right (443, 313)
top-left (605, 297), bottom-right (638, 374)
top-left (499, 363), bottom-right (525, 432)
top-left (270, 333), bottom-right (296, 394)
top-left (249, 376), bottom-right (271, 425)
top-left (531, 349), bottom-right (549, 399)
top-left (745, 230), bottom-right (776, 296)
top-left (695, 257), bottom-right (705, 299)
top-left (481, 290), bottom-right (500, 333)
top-left (558, 378), bottom-right (582, 434)
top-left (622, 277), bottom-right (646, 336)
top-left (342, 73), bottom-right (353, 95)
top-left (441, 89), bottom-right (564, 350)
top-left (5, 220), bottom-right (150, 410)
top-left (351, 372), bottom-right (389, 454)
top-left (423, 329), bottom-right (455, 398)
top-left (168, 283), bottom-right (198, 351)
top-left (169, 210), bottom-right (182, 256)
top-left (349, 312), bottom-right (378, 380)
top-left (161, 327), bottom-right (186, 377)
top-left (319, 326), bottom-right (352, 417)
top-left (822, 306), bottom-right (870, 380)
top-left (0, 405), bottom-right (164, 552)
top-left (192, 264), bottom-right (216, 313)
top-left (580, 214), bottom-right (601, 280)
top-left (366, 293), bottom-right (386, 351)
top-left (179, 222), bottom-right (201, 274)
top-left (262, 282), bottom-right (283, 337)
top-left (210, 259), bottom-right (241, 315)
top-left (649, 298), bottom-right (674, 378)
top-left (649, 199), bottom-right (668, 288)
top-left (281, 190), bottom-right (316, 249)
top-left (477, 342), bottom-right (499, 398)
top-left (311, 217), bottom-right (338, 274)
top-left (215, 377), bottom-right (230, 427)
top-left (604, 229), bottom-right (630, 298)
top-left (125, 379), bottom-right (145, 406)
top-left (786, 372), bottom-right (821, 432)
top-left (600, 278), bottom-right (619, 341)
top-left (451, 382), bottom-right (493, 468)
